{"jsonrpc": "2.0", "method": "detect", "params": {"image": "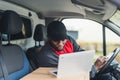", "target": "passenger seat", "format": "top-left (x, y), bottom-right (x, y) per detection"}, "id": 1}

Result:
top-left (26, 24), bottom-right (46, 70)
top-left (0, 10), bottom-right (31, 80)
